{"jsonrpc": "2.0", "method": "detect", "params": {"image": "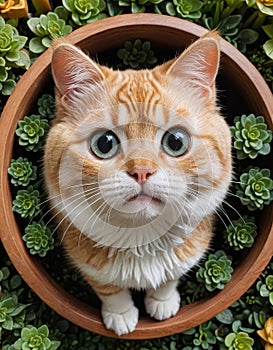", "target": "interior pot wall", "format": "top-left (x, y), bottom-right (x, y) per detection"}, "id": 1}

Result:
top-left (0, 14), bottom-right (273, 340)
